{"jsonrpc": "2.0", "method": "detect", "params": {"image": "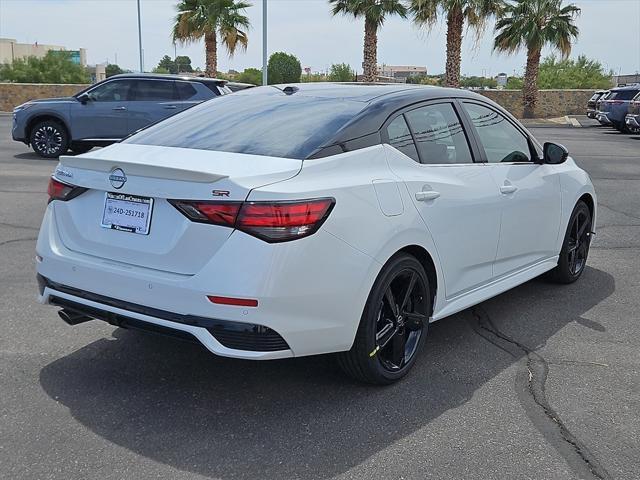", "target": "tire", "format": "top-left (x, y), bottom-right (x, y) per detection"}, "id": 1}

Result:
top-left (337, 253), bottom-right (431, 385)
top-left (70, 143), bottom-right (93, 155)
top-left (548, 201), bottom-right (592, 284)
top-left (30, 120), bottom-right (69, 158)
